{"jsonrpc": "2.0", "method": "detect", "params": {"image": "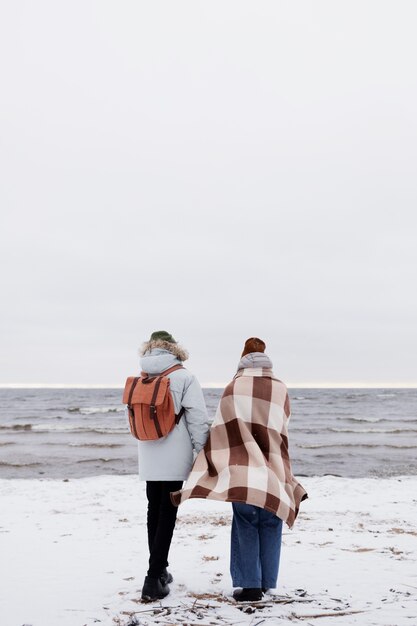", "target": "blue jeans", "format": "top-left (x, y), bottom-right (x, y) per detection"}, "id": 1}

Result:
top-left (230, 502), bottom-right (283, 589)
